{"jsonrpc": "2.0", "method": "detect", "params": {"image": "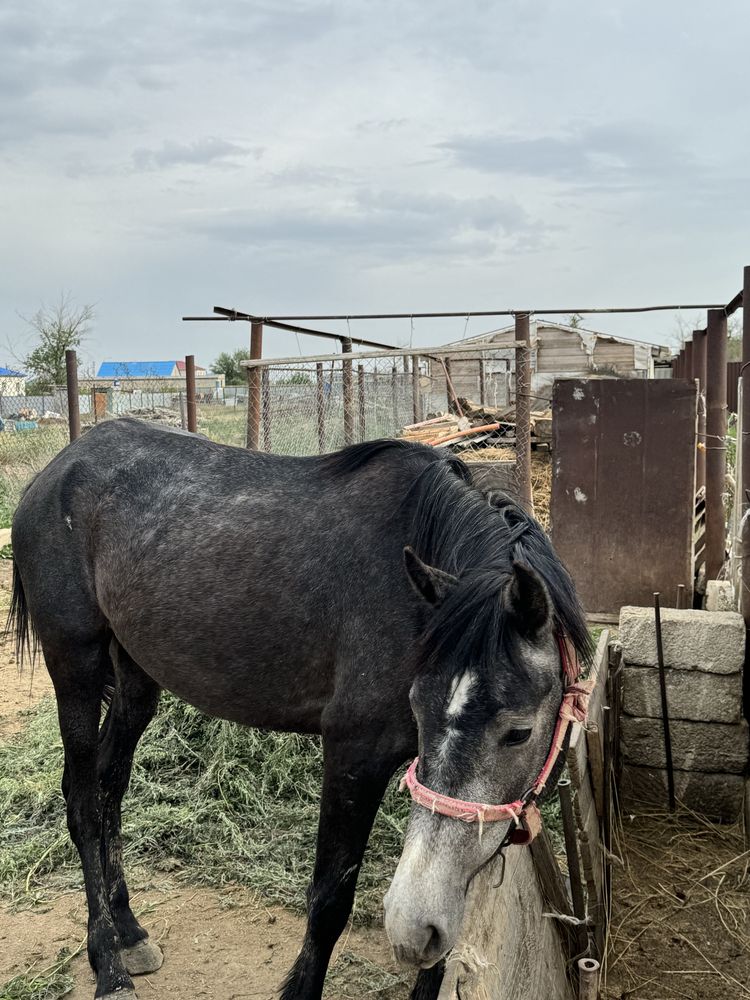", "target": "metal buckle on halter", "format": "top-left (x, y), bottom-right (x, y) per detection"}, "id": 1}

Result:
top-left (490, 787), bottom-right (538, 887)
